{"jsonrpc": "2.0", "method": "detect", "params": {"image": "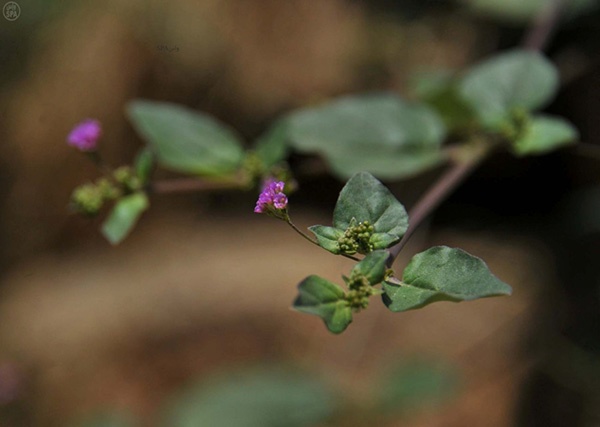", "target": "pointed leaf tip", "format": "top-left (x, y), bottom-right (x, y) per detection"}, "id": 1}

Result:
top-left (384, 246), bottom-right (511, 312)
